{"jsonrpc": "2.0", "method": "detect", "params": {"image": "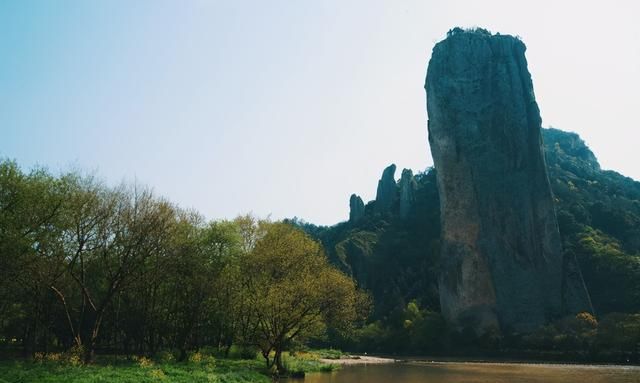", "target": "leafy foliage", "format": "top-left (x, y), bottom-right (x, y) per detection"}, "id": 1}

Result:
top-left (544, 128), bottom-right (640, 314)
top-left (0, 164), bottom-right (363, 375)
top-left (238, 222), bottom-right (364, 373)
